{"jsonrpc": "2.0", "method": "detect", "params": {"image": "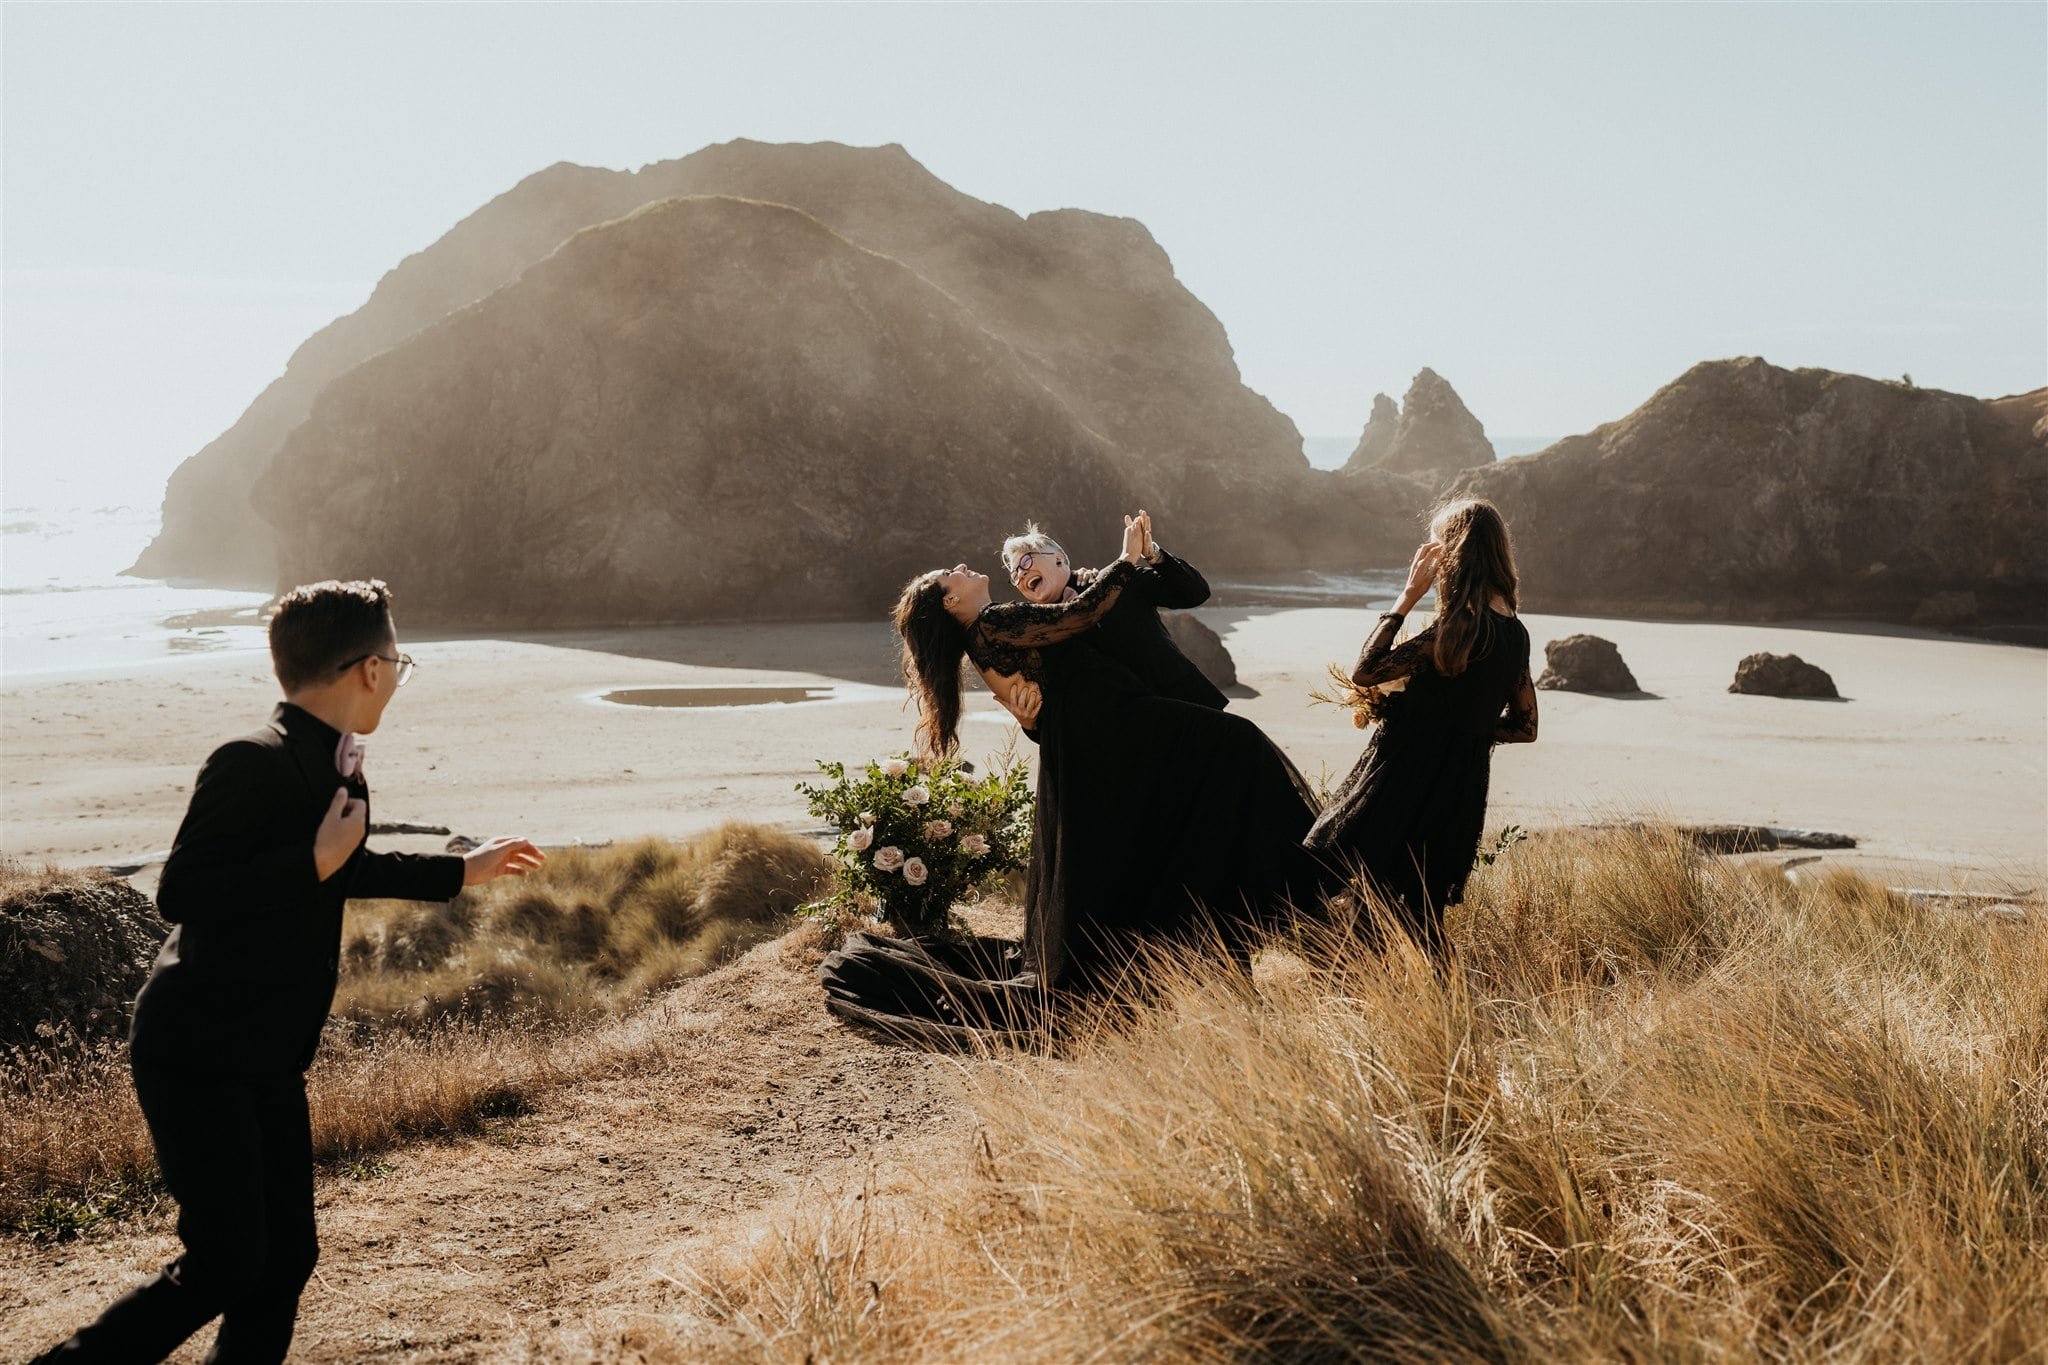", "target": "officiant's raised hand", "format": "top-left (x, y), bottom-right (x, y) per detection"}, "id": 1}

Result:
top-left (462, 836), bottom-right (547, 886)
top-left (1120, 513), bottom-right (1149, 563)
